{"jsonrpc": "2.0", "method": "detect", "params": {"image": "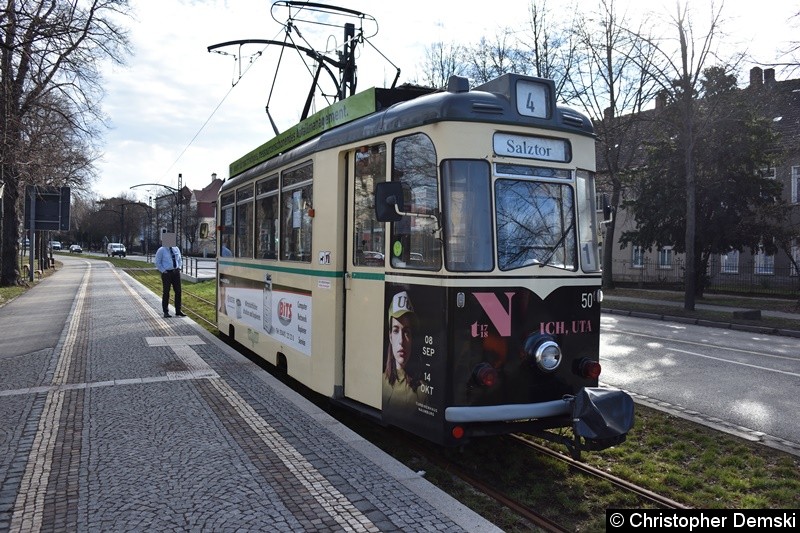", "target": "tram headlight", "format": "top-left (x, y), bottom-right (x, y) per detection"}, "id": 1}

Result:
top-left (523, 333), bottom-right (562, 372)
